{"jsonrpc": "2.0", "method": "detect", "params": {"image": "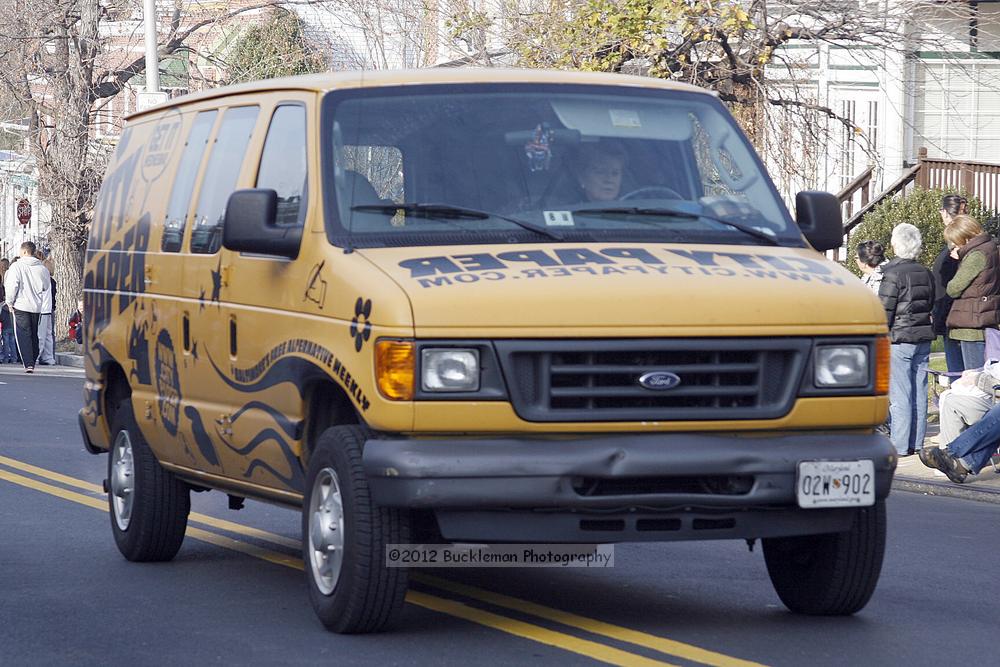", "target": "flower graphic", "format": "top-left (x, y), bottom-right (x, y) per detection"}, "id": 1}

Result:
top-left (350, 297), bottom-right (372, 351)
